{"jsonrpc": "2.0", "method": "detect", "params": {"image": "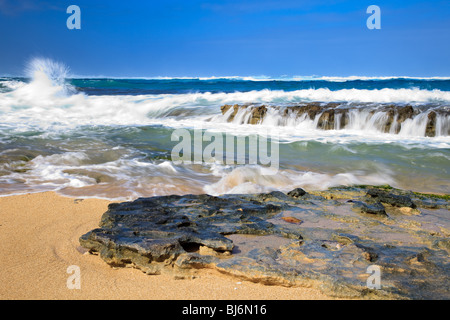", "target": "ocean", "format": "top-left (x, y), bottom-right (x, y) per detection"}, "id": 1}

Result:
top-left (0, 59), bottom-right (449, 200)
